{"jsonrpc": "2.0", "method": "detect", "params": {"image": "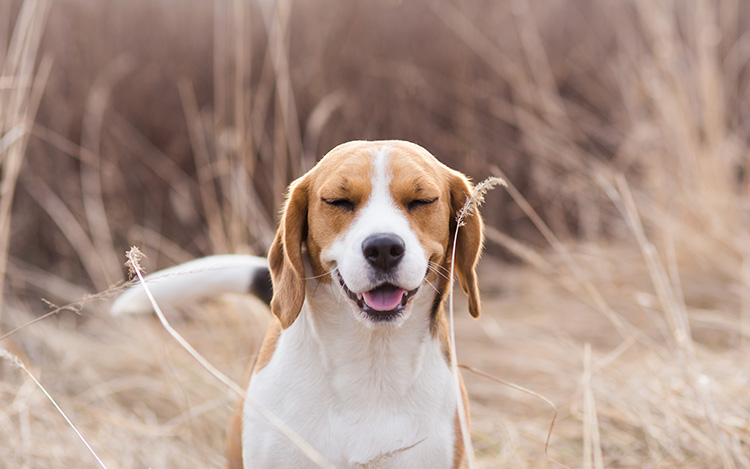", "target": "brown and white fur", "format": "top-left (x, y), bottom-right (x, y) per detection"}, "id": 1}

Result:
top-left (112, 140), bottom-right (484, 468)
